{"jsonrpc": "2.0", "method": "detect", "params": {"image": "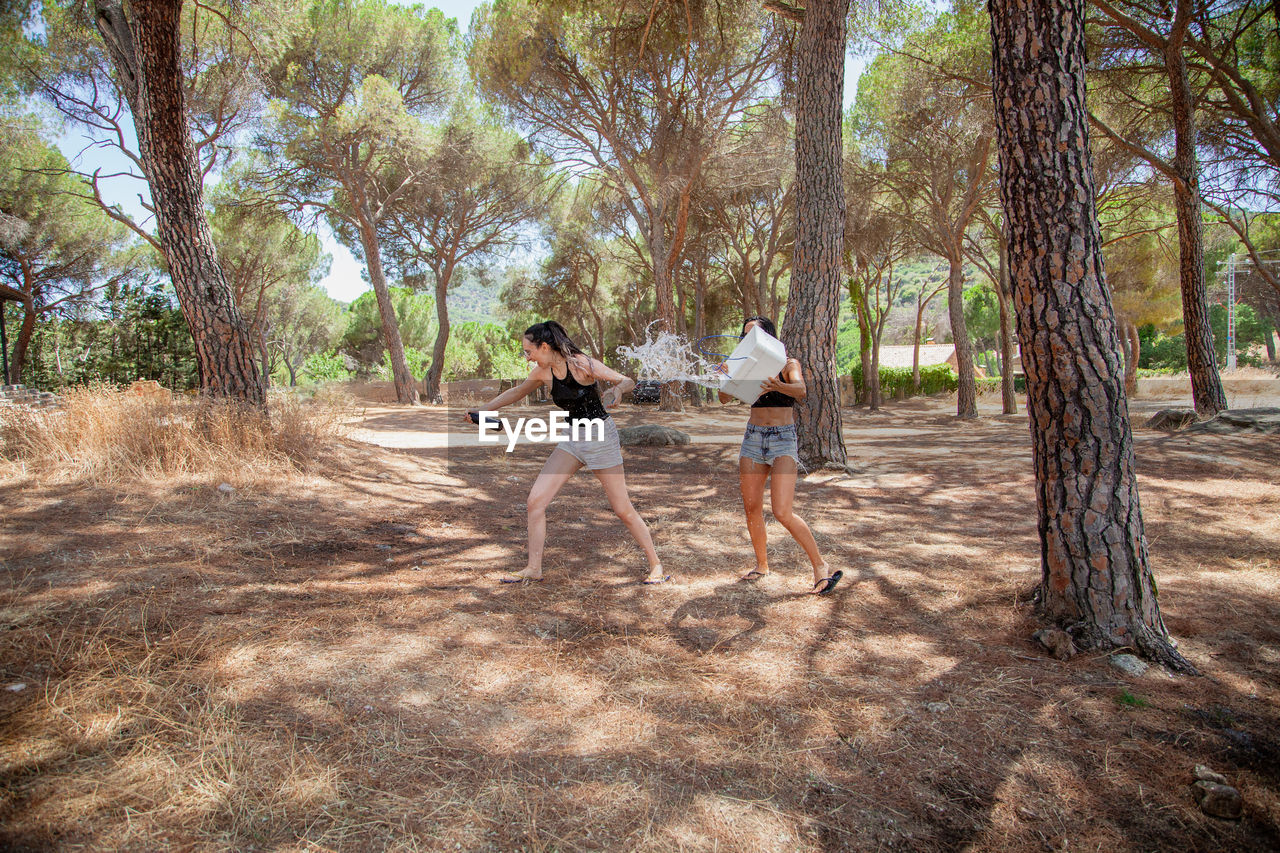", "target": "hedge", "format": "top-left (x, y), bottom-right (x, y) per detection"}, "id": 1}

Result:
top-left (848, 362), bottom-right (958, 403)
